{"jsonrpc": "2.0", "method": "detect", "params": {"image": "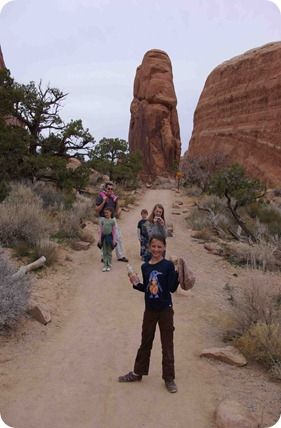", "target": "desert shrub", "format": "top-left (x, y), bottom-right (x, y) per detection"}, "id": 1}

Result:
top-left (234, 323), bottom-right (281, 374)
top-left (229, 271), bottom-right (281, 378)
top-left (186, 207), bottom-right (210, 230)
top-left (31, 182), bottom-right (73, 209)
top-left (231, 272), bottom-right (279, 329)
top-left (56, 194), bottom-right (94, 239)
top-left (224, 240), bottom-right (280, 271)
top-left (12, 238), bottom-right (59, 266)
top-left (269, 360), bottom-right (281, 380)
top-left (0, 256), bottom-right (32, 330)
top-left (245, 202), bottom-right (281, 238)
top-left (184, 186), bottom-right (203, 197)
top-left (5, 182), bottom-right (43, 206)
top-left (33, 238), bottom-right (59, 266)
top-left (0, 183), bottom-right (54, 246)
